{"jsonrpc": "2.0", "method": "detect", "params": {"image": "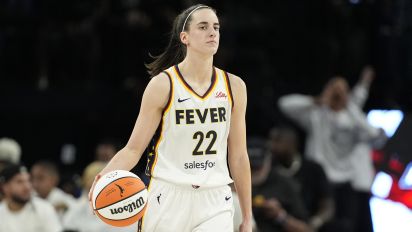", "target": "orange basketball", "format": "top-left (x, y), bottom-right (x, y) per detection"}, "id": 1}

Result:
top-left (92, 170), bottom-right (148, 227)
